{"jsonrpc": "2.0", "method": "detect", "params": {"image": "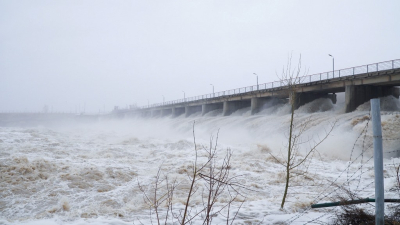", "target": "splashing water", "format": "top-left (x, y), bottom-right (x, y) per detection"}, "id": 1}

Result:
top-left (2, 97), bottom-right (400, 224)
